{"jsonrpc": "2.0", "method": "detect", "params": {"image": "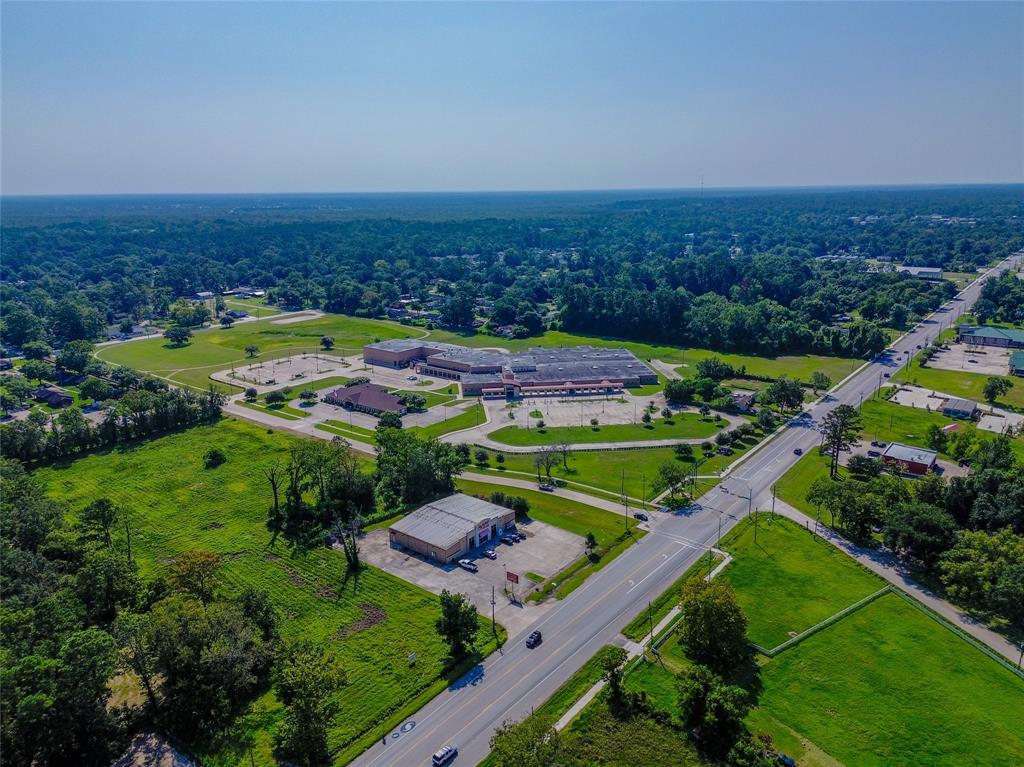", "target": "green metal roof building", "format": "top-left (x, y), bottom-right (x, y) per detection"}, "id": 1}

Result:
top-left (1011, 350), bottom-right (1024, 377)
top-left (957, 325), bottom-right (1024, 349)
